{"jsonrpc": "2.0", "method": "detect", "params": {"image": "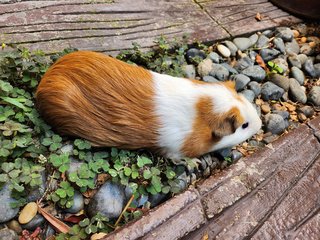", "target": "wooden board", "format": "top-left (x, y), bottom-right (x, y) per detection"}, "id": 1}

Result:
top-left (0, 0), bottom-right (301, 55)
